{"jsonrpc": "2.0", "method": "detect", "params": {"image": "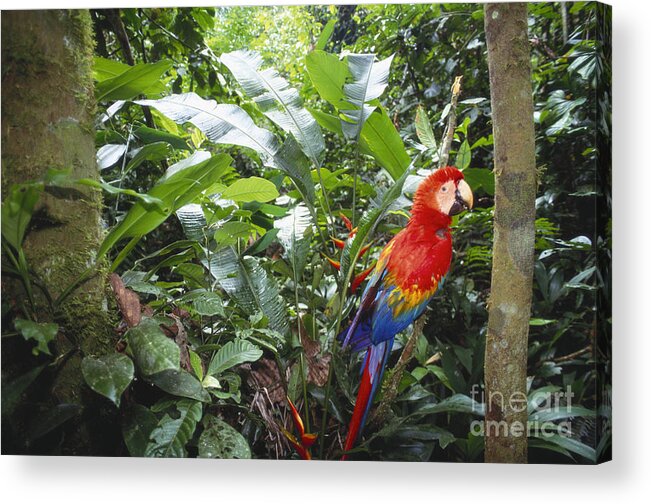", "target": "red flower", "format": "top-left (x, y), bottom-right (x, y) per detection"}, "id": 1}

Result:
top-left (323, 214), bottom-right (375, 293)
top-left (282, 396), bottom-right (317, 460)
